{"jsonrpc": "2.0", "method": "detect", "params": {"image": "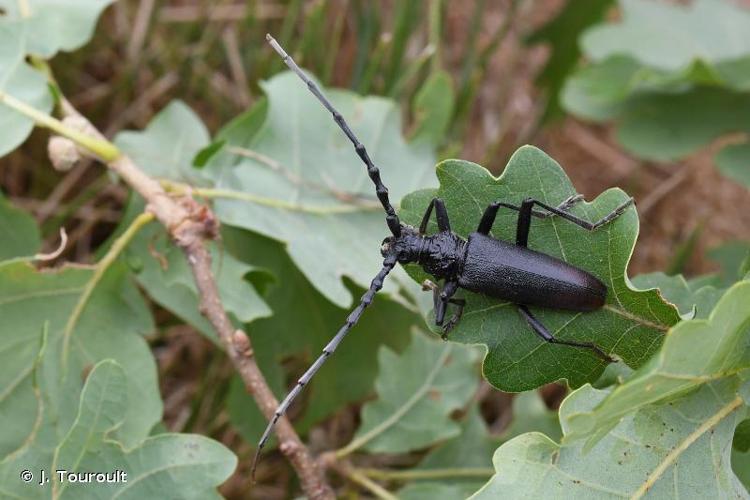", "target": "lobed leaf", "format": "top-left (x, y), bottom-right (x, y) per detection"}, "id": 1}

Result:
top-left (398, 406), bottom-right (498, 500)
top-left (349, 329), bottom-right (478, 454)
top-left (561, 0), bottom-right (750, 169)
top-left (115, 100), bottom-right (212, 186)
top-left (1, 359), bottom-right (236, 499)
top-left (565, 280), bottom-right (750, 445)
top-left (471, 380), bottom-right (748, 499)
top-left (400, 146), bottom-right (680, 391)
top-left (632, 272), bottom-right (723, 320)
top-left (0, 259), bottom-right (161, 457)
top-left (582, 0), bottom-right (750, 79)
top-left (115, 198), bottom-right (271, 340)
